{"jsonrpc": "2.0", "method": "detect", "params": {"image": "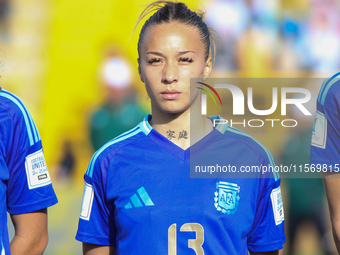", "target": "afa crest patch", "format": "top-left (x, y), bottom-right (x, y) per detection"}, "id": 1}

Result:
top-left (214, 181), bottom-right (240, 214)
